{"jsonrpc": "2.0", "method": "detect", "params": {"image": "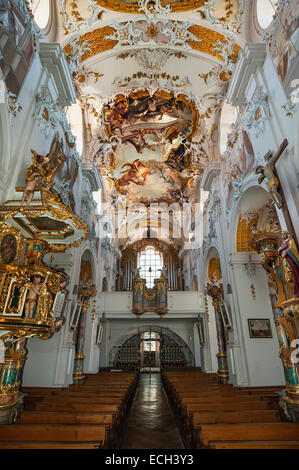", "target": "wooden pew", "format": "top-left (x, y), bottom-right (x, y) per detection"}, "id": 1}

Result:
top-left (20, 412), bottom-right (118, 447)
top-left (191, 410), bottom-right (279, 425)
top-left (26, 396), bottom-right (124, 404)
top-left (185, 401), bottom-right (269, 413)
top-left (198, 423), bottom-right (299, 448)
top-left (190, 410), bottom-right (280, 448)
top-left (210, 440), bottom-right (299, 449)
top-left (181, 395), bottom-right (264, 404)
top-left (0, 442), bottom-right (100, 449)
top-left (16, 371), bottom-right (139, 449)
top-left (0, 424), bottom-right (109, 448)
top-left (20, 411), bottom-right (114, 425)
